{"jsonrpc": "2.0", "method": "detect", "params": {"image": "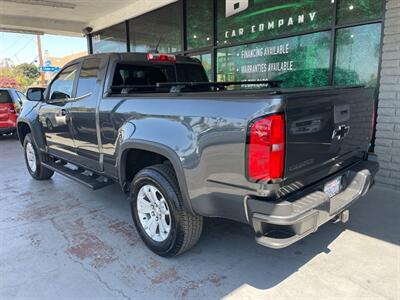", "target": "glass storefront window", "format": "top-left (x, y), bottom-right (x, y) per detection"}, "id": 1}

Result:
top-left (217, 31), bottom-right (331, 88)
top-left (89, 0), bottom-right (384, 97)
top-left (92, 22), bottom-right (127, 53)
top-left (334, 23), bottom-right (382, 88)
top-left (186, 0), bottom-right (213, 50)
top-left (129, 3), bottom-right (181, 53)
top-left (217, 0), bottom-right (333, 45)
top-left (337, 0), bottom-right (383, 25)
top-left (191, 53), bottom-right (212, 80)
